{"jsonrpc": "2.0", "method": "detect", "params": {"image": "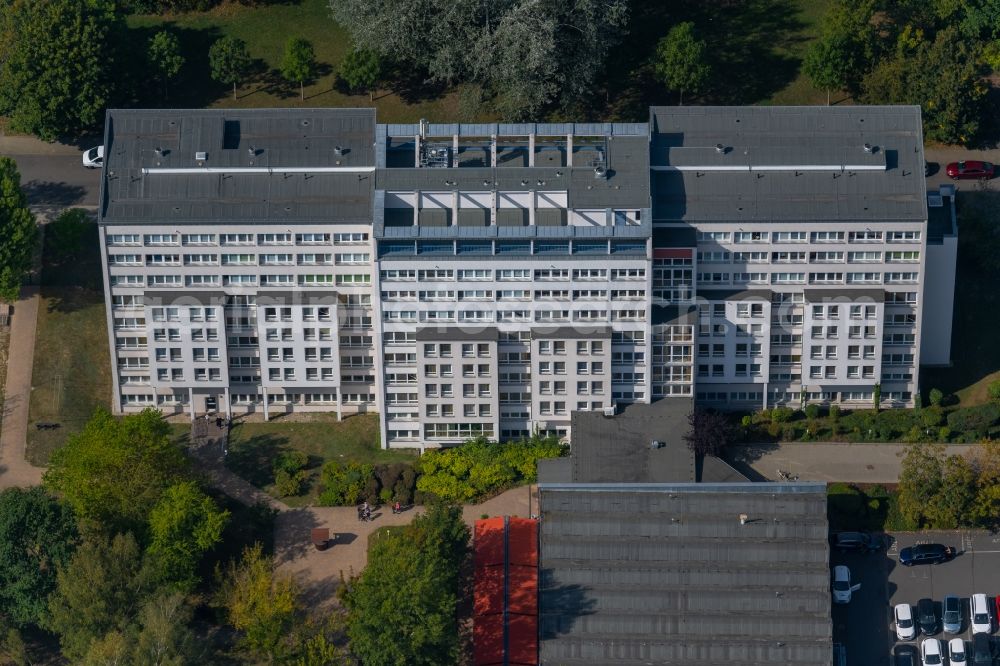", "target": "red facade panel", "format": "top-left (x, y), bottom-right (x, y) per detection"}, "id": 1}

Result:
top-left (507, 613), bottom-right (539, 666)
top-left (473, 616), bottom-right (505, 666)
top-left (507, 564), bottom-right (538, 615)
top-left (653, 248), bottom-right (693, 259)
top-left (474, 518), bottom-right (506, 568)
top-left (507, 517), bottom-right (538, 566)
